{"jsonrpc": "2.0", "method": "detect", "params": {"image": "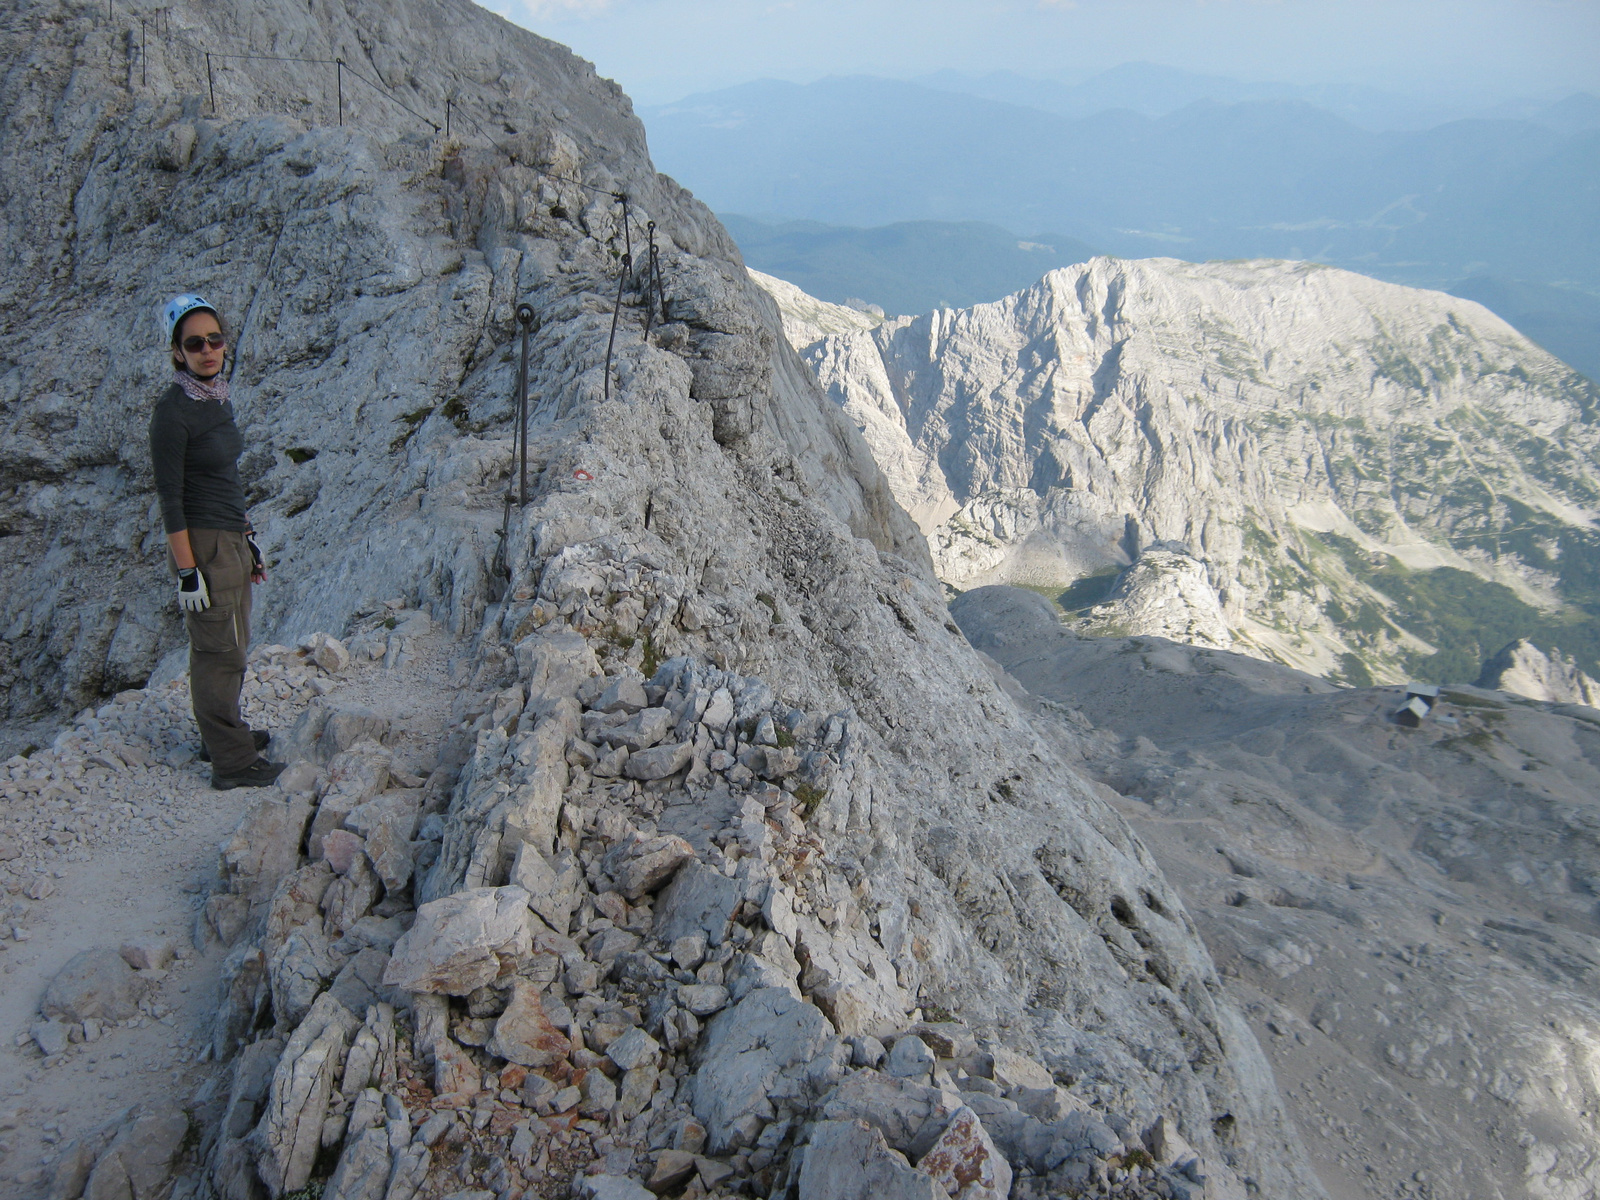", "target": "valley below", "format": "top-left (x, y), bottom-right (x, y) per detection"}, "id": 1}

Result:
top-left (955, 584), bottom-right (1600, 1200)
